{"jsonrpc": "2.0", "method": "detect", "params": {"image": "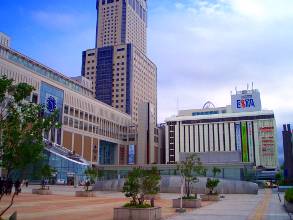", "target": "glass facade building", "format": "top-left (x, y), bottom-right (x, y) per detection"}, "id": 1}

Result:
top-left (44, 148), bottom-right (88, 184)
top-left (99, 140), bottom-right (117, 165)
top-left (40, 82), bottom-right (64, 145)
top-left (96, 46), bottom-right (114, 105)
